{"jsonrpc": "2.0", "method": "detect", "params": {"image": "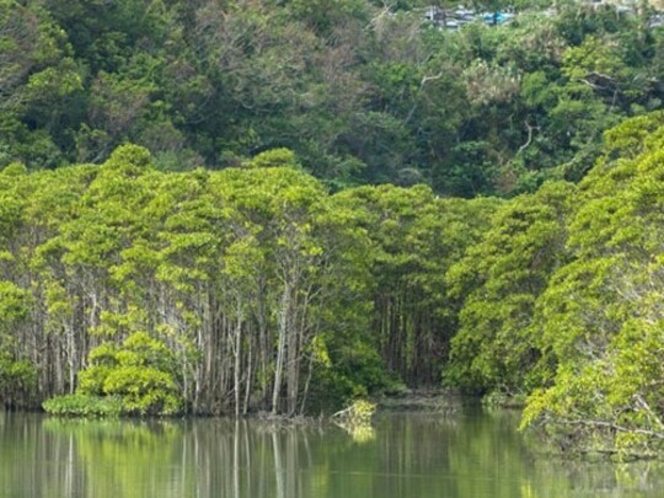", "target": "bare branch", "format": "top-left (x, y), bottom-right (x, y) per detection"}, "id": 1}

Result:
top-left (517, 121), bottom-right (539, 156)
top-left (559, 417), bottom-right (664, 440)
